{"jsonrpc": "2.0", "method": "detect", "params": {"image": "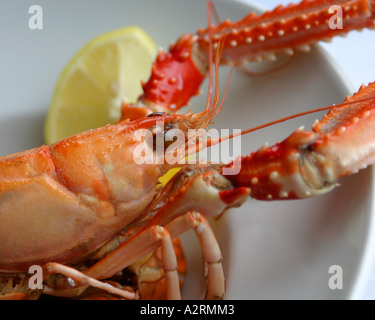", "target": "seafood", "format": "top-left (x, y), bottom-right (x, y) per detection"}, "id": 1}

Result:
top-left (125, 0), bottom-right (375, 114)
top-left (0, 0), bottom-right (375, 300)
